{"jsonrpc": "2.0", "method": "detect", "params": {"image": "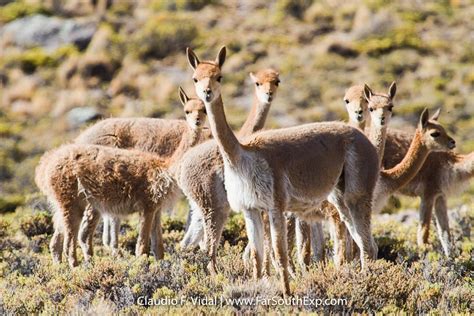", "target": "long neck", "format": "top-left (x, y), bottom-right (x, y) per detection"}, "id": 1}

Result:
top-left (349, 120), bottom-right (365, 131)
top-left (206, 95), bottom-right (242, 165)
top-left (454, 152), bottom-right (474, 182)
top-left (368, 122), bottom-right (388, 167)
top-left (167, 126), bottom-right (201, 166)
top-left (380, 130), bottom-right (429, 192)
top-left (238, 95), bottom-right (271, 138)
